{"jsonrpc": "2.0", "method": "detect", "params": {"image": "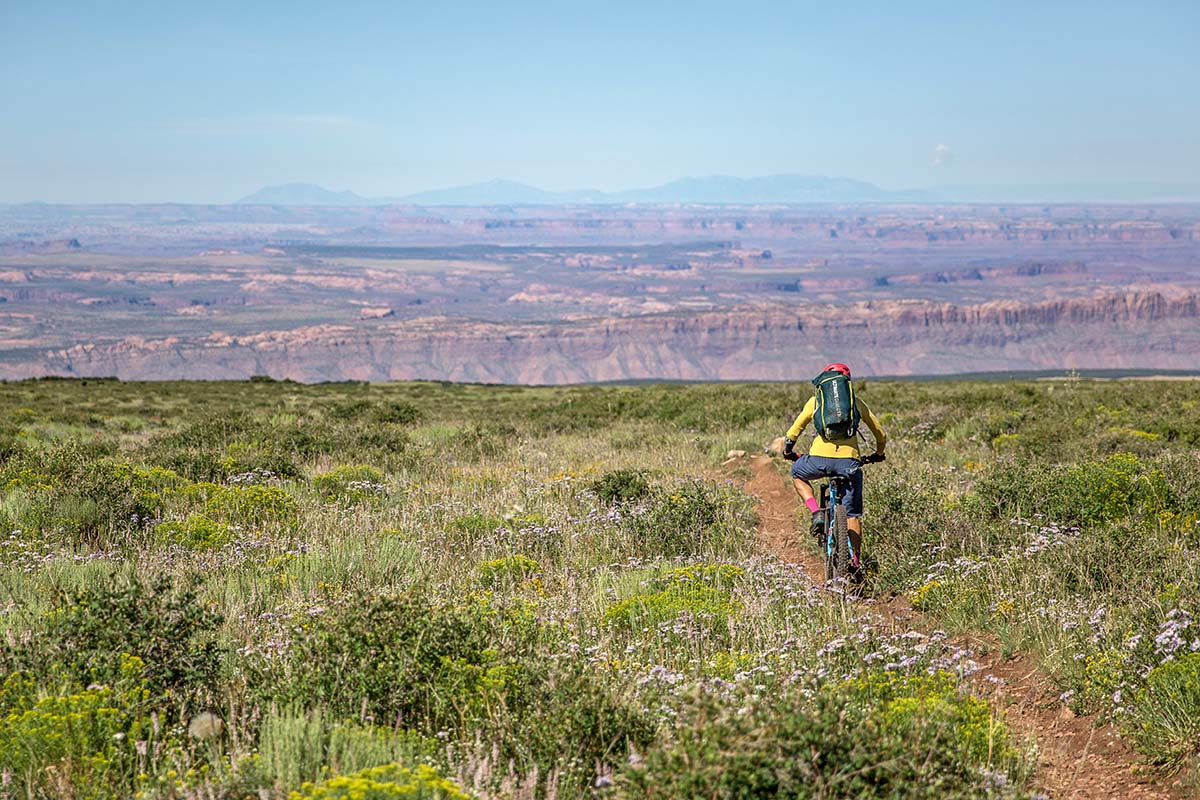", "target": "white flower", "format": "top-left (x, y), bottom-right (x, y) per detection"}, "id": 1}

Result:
top-left (187, 712), bottom-right (224, 740)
